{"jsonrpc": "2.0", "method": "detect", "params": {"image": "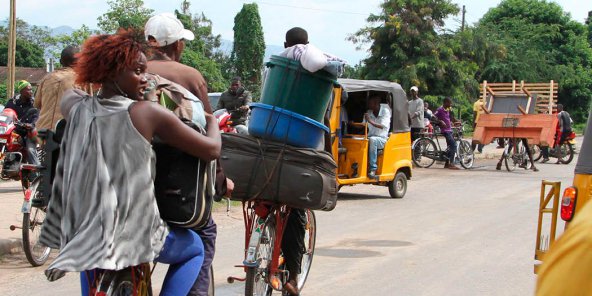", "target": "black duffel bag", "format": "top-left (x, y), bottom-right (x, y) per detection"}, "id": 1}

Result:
top-left (220, 133), bottom-right (337, 211)
top-left (153, 120), bottom-right (216, 229)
